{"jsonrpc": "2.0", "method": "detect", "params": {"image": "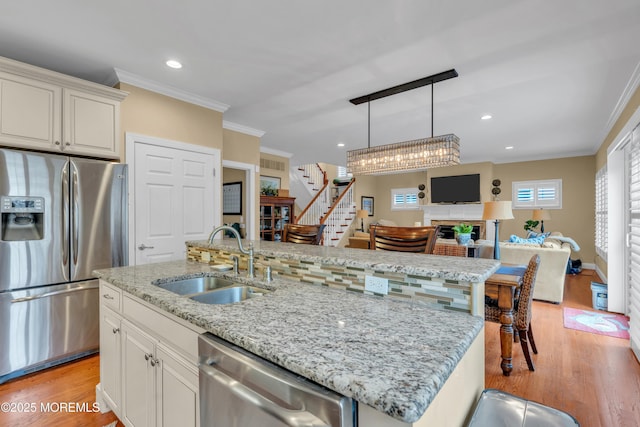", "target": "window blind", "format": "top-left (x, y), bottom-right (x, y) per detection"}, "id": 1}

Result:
top-left (628, 127), bottom-right (640, 358)
top-left (595, 166), bottom-right (608, 260)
